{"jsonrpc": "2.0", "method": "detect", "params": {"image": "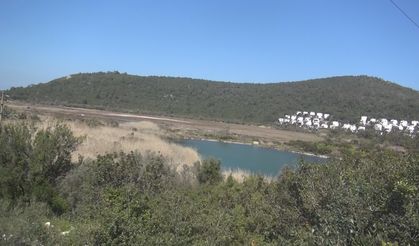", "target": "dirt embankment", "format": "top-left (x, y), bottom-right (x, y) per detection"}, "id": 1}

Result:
top-left (8, 102), bottom-right (323, 147)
